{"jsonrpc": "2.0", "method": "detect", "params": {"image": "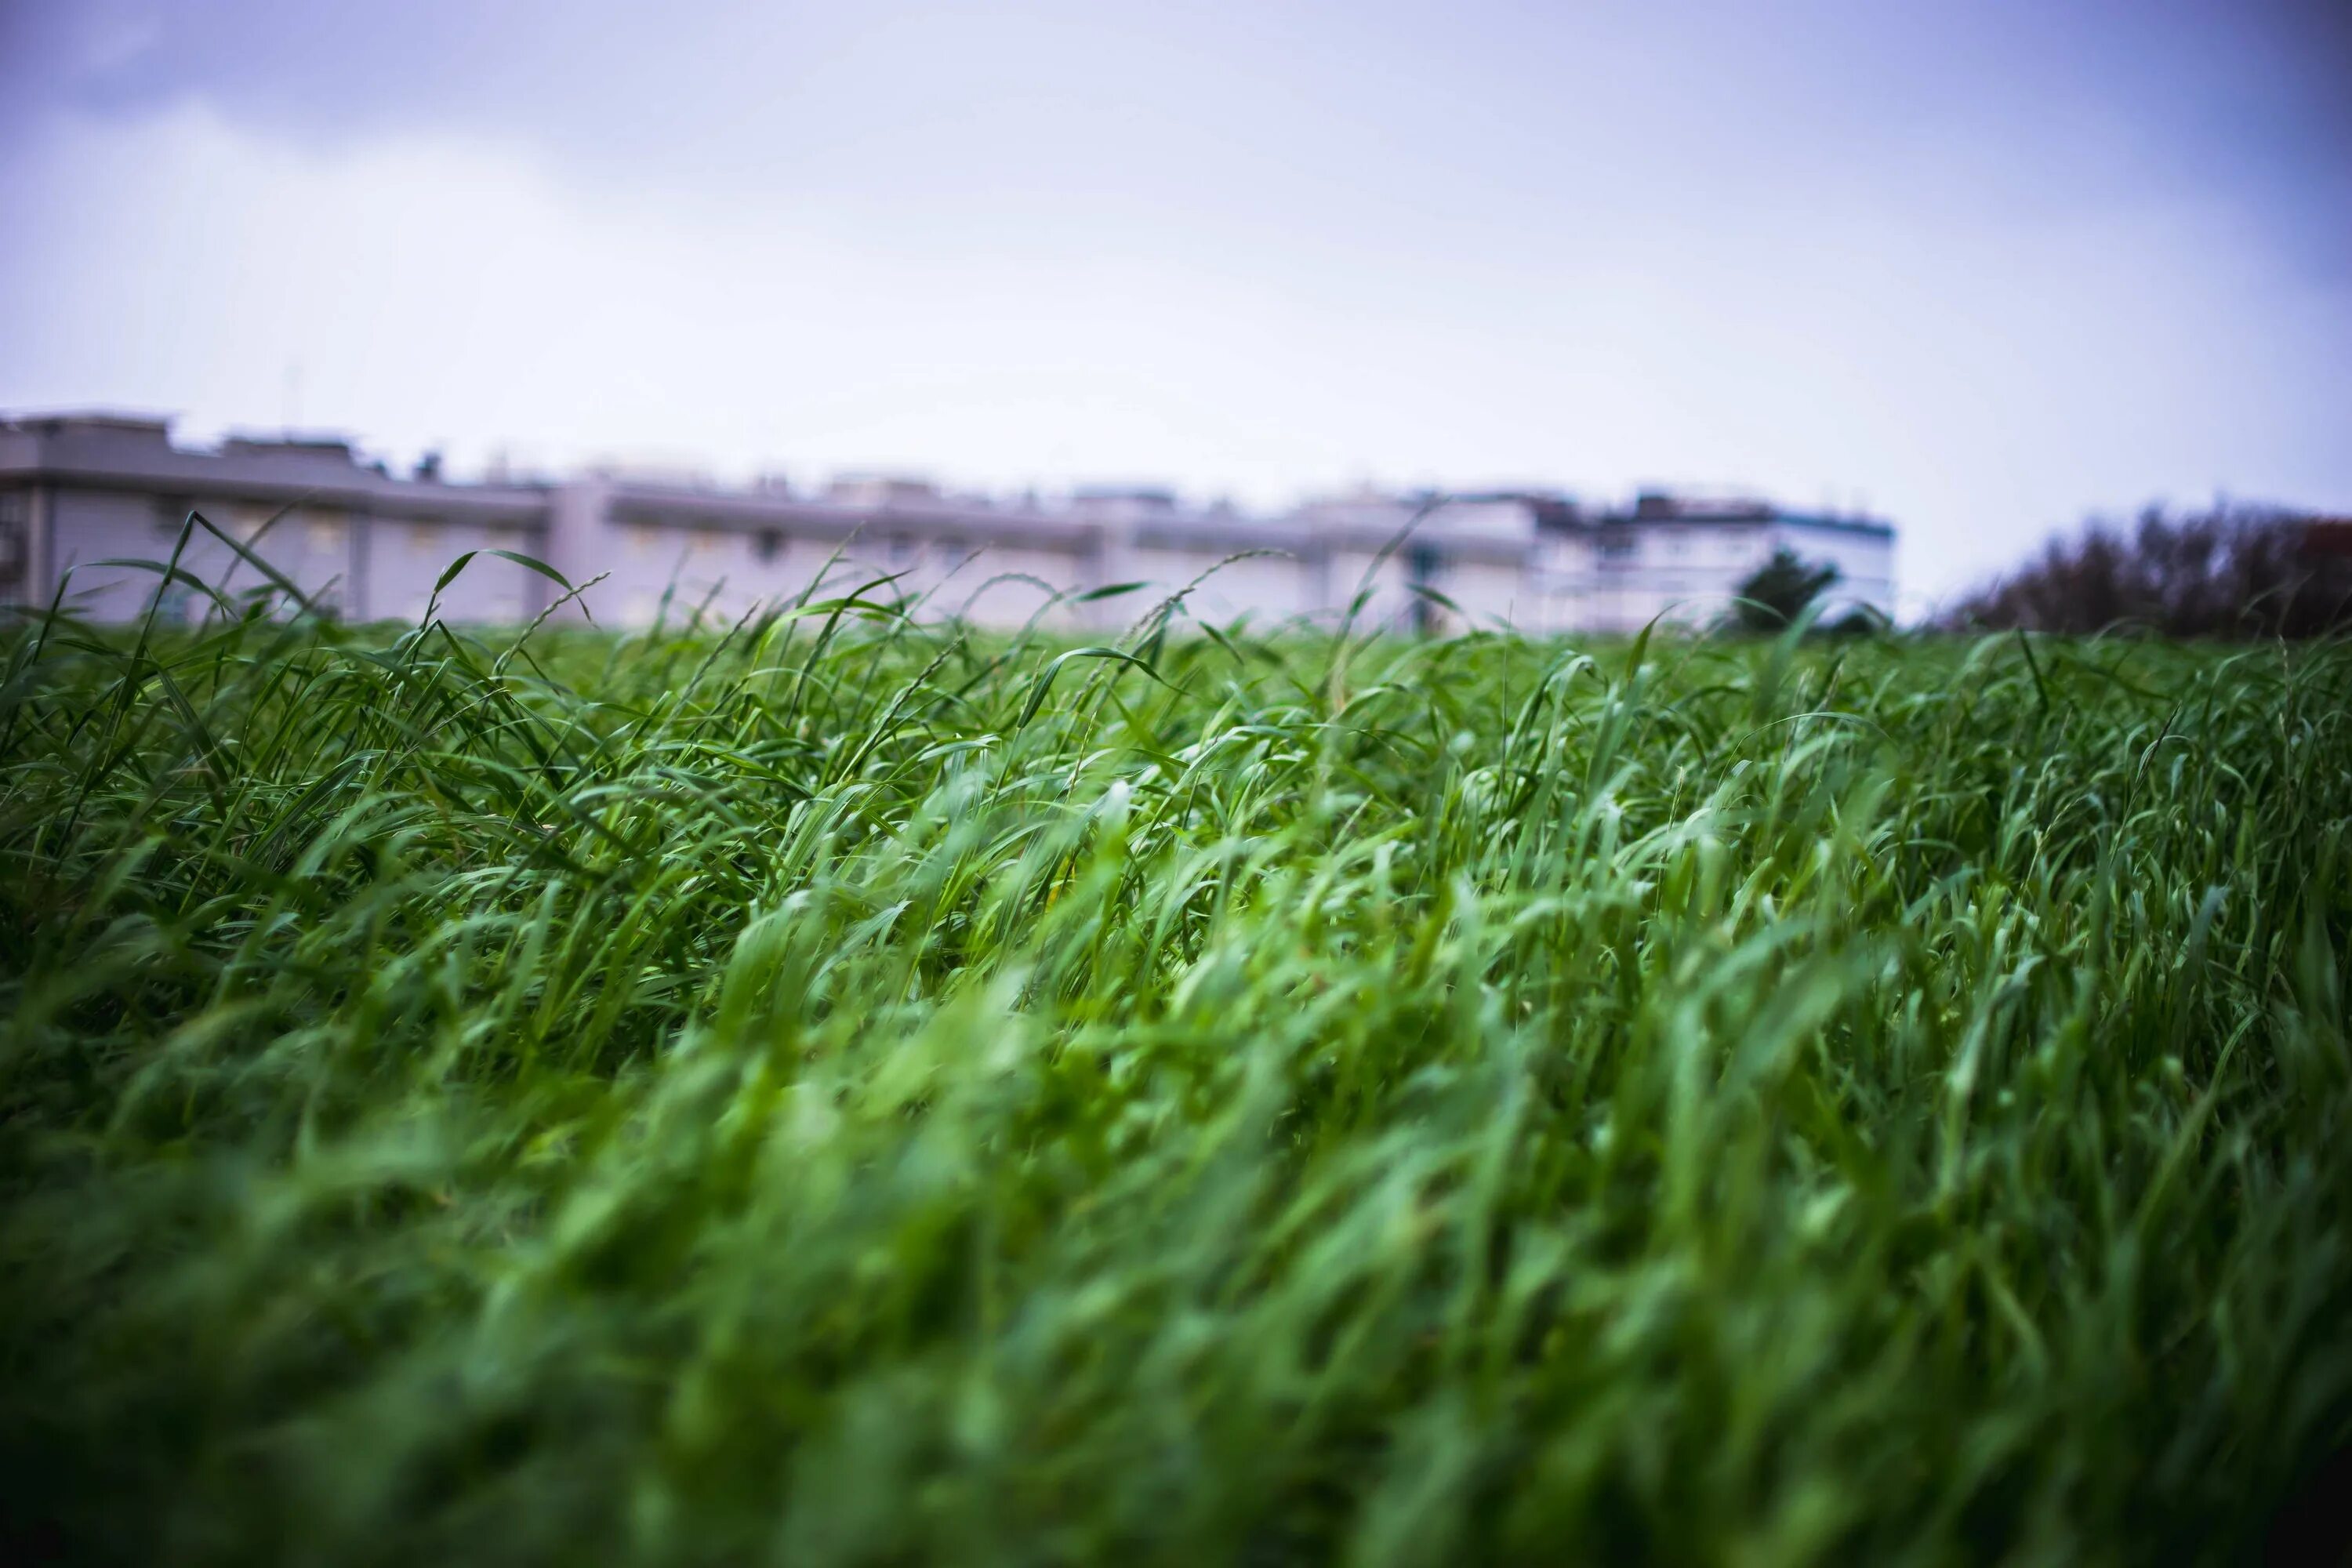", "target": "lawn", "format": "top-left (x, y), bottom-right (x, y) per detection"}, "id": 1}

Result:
top-left (2, 584), bottom-right (2348, 1564)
